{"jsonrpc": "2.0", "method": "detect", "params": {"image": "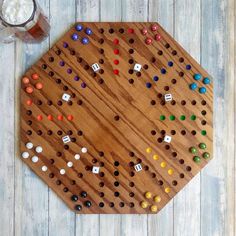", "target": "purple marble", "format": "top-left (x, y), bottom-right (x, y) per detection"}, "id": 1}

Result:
top-left (63, 42), bottom-right (68, 48)
top-left (67, 68), bottom-right (72, 74)
top-left (74, 76), bottom-right (80, 81)
top-left (81, 82), bottom-right (87, 88)
top-left (59, 61), bottom-right (65, 66)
